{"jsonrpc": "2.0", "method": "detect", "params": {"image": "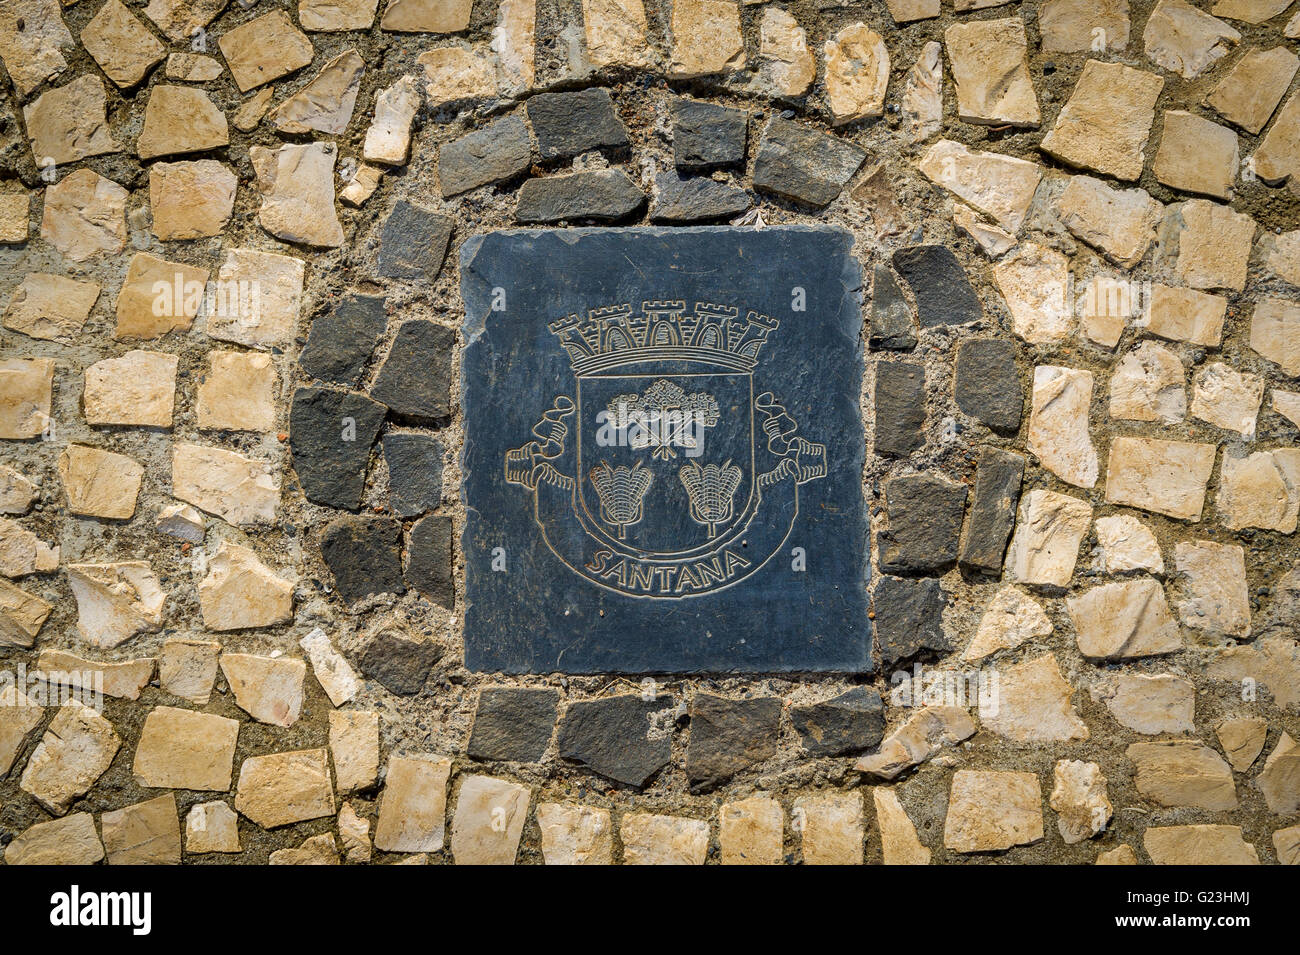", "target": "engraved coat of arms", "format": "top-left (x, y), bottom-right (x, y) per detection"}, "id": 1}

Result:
top-left (504, 300), bottom-right (826, 599)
